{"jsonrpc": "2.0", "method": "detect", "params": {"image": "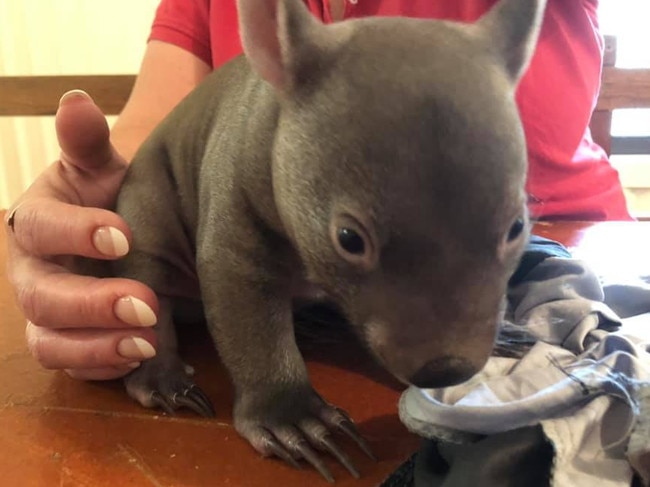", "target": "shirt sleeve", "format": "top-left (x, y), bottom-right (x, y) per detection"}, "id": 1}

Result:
top-left (148, 0), bottom-right (213, 67)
